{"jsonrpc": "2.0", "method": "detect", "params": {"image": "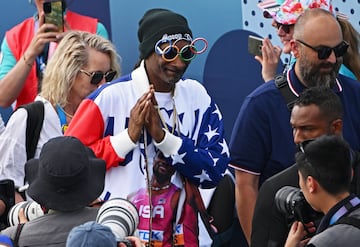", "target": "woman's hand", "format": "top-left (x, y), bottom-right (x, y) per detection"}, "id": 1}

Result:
top-left (255, 38), bottom-right (282, 82)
